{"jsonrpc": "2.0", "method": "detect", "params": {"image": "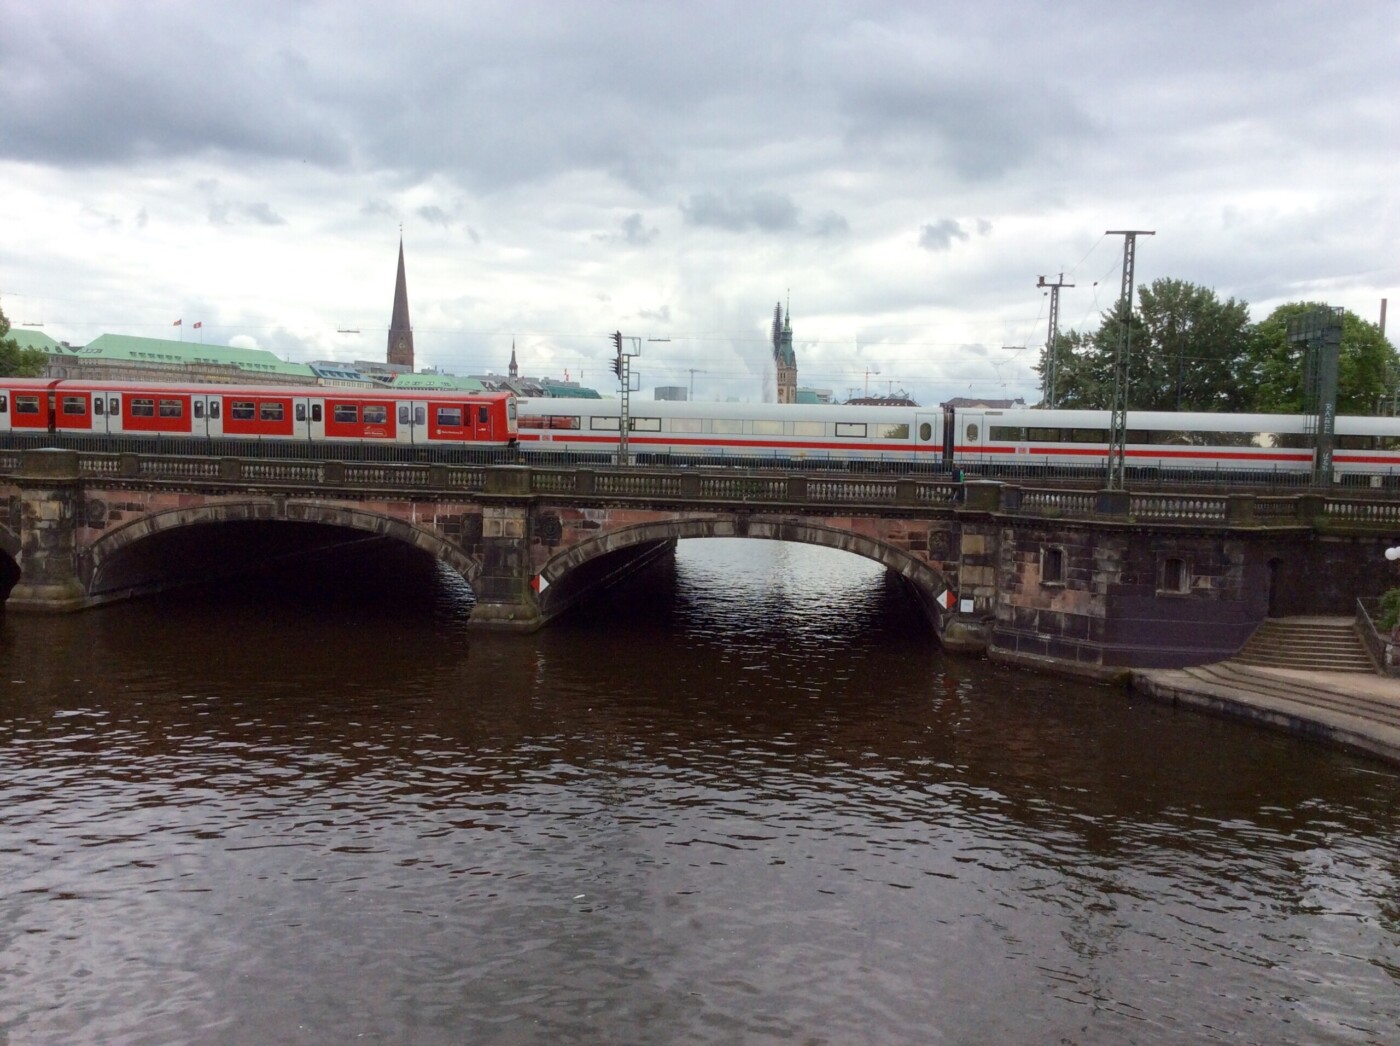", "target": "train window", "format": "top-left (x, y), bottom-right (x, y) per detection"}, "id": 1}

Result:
top-left (670, 418), bottom-right (703, 433)
top-left (919, 422), bottom-right (932, 441)
top-left (108, 398), bottom-right (118, 415)
top-left (231, 401), bottom-right (255, 420)
top-left (438, 407), bottom-right (463, 427)
top-left (630, 417), bottom-right (661, 432)
top-left (398, 405), bottom-right (409, 424)
top-left (965, 423), bottom-right (979, 441)
top-left (752, 420), bottom-right (782, 435)
top-left (94, 397), bottom-right (105, 416)
top-left (795, 421), bottom-right (824, 437)
top-left (131, 398), bottom-right (156, 417)
top-left (159, 399), bottom-right (183, 418)
top-left (194, 401), bottom-right (204, 419)
top-left (295, 404), bottom-right (307, 422)
top-left (365, 405), bottom-right (388, 425)
top-left (835, 422), bottom-right (867, 438)
top-left (591, 416), bottom-right (621, 430)
top-left (62, 396), bottom-right (87, 416)
top-left (713, 419), bottom-right (742, 433)
top-left (334, 404), bottom-right (359, 424)
top-left (989, 426), bottom-right (1023, 441)
top-left (210, 401), bottom-right (221, 420)
top-left (478, 406), bottom-right (489, 424)
top-left (15, 395), bottom-right (39, 414)
top-left (0, 394), bottom-right (7, 413)
top-left (414, 407), bottom-right (426, 425)
top-left (260, 402), bottom-right (285, 422)
top-left (875, 423), bottom-right (910, 439)
top-left (1027, 427), bottom-right (1060, 442)
top-left (1070, 429), bottom-right (1106, 442)
top-left (311, 404), bottom-right (322, 422)
top-left (507, 399), bottom-right (517, 420)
